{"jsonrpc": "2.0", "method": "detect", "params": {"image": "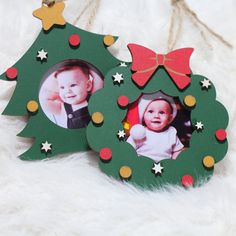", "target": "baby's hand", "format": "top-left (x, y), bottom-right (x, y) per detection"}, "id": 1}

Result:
top-left (40, 89), bottom-right (63, 114)
top-left (130, 124), bottom-right (146, 148)
top-left (43, 89), bottom-right (60, 101)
